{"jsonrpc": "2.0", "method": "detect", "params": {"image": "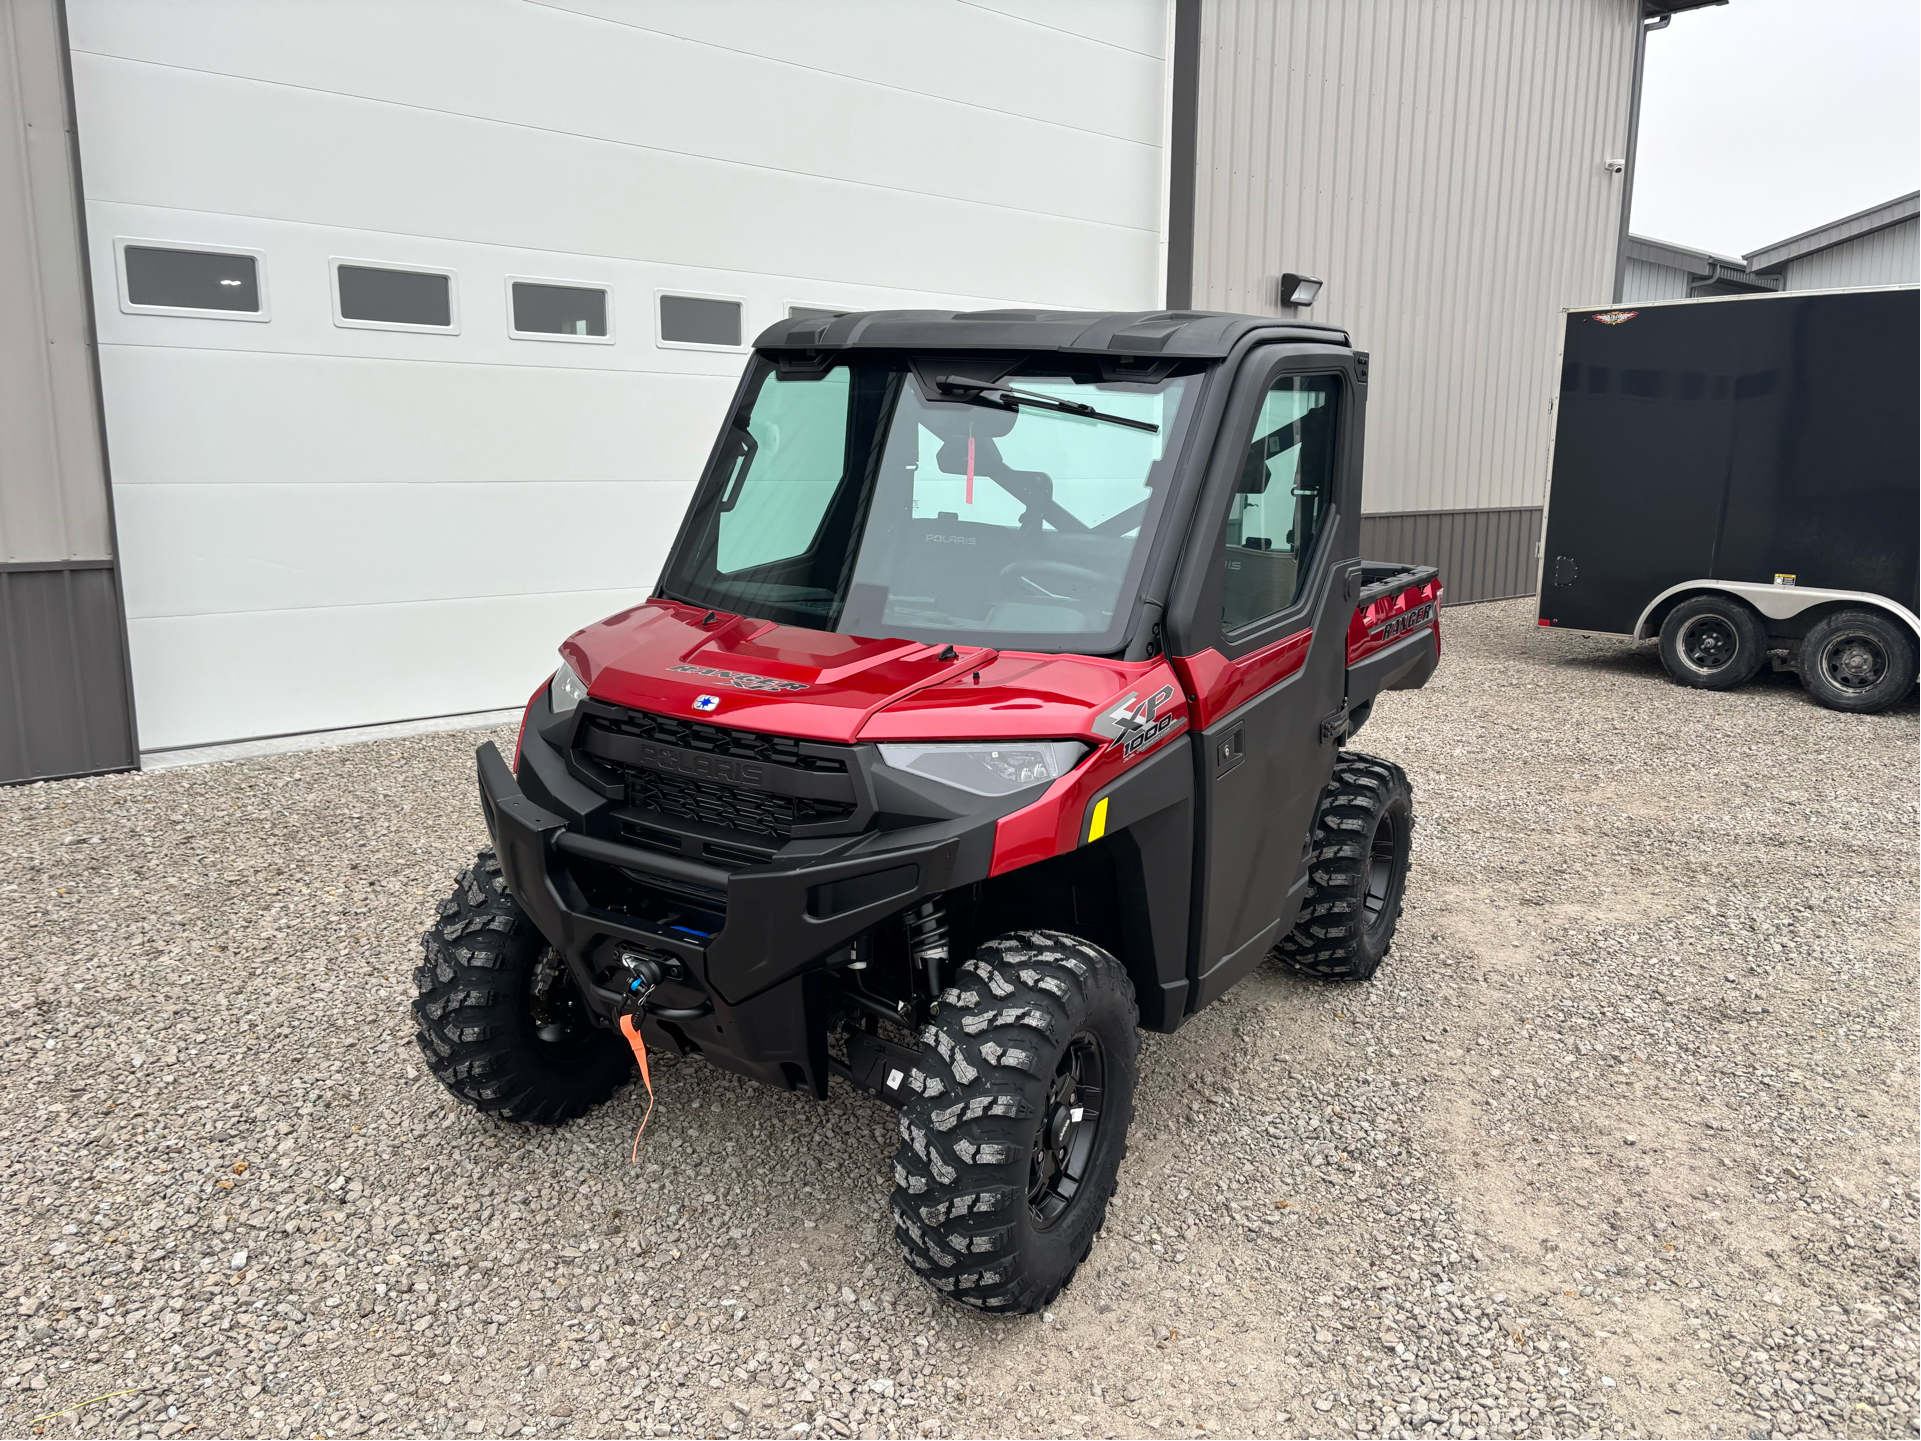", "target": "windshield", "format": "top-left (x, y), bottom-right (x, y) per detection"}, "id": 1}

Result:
top-left (659, 356), bottom-right (1204, 651)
